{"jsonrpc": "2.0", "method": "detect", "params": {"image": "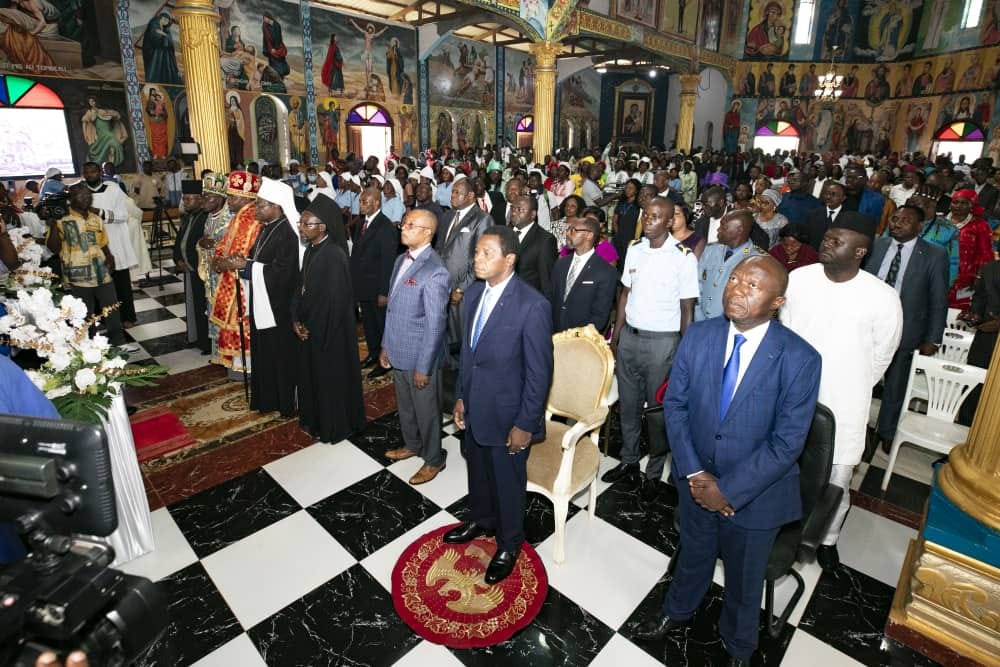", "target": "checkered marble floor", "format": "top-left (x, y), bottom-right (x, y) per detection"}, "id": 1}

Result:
top-left (121, 405), bottom-right (942, 666)
top-left (121, 256), bottom-right (945, 665)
